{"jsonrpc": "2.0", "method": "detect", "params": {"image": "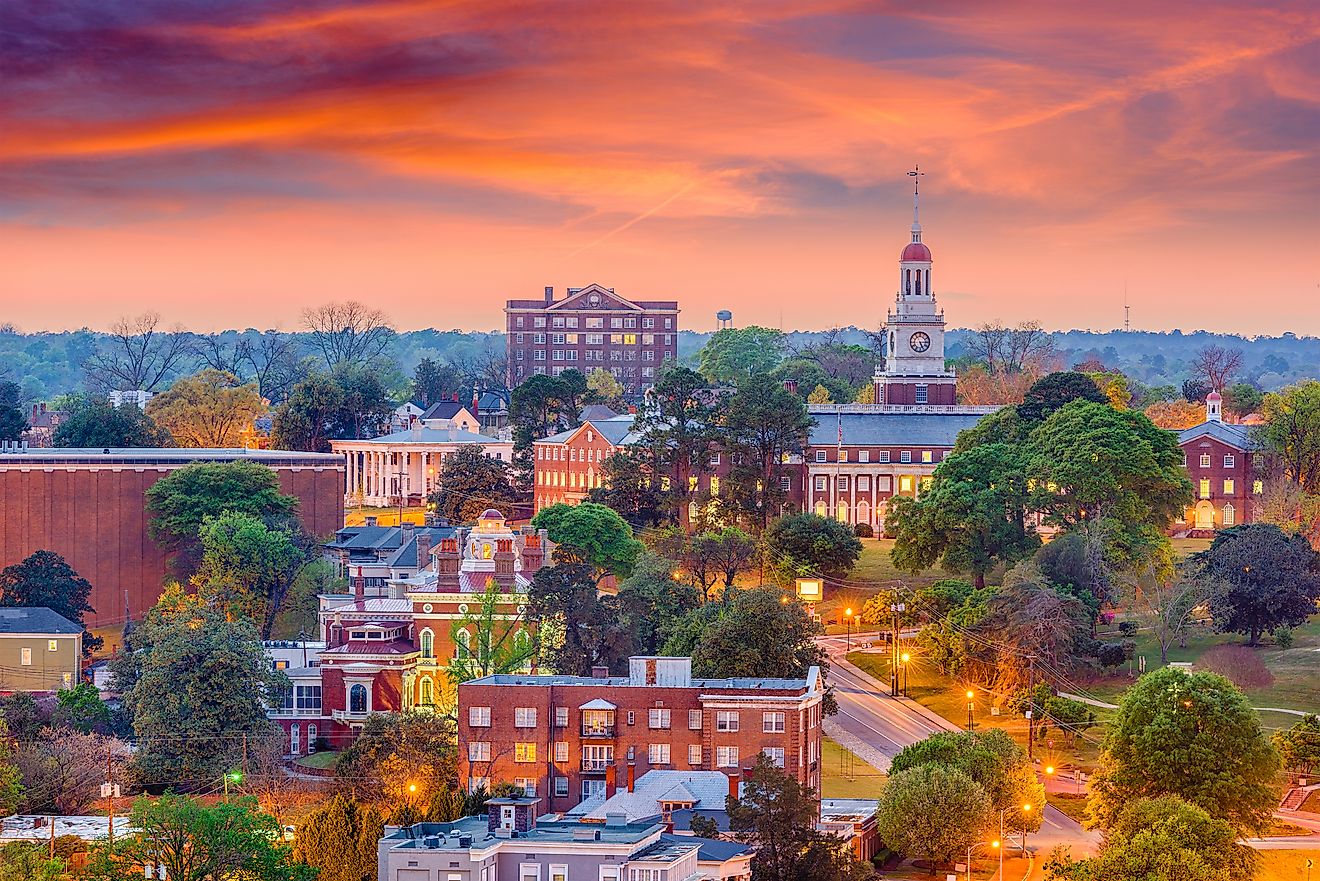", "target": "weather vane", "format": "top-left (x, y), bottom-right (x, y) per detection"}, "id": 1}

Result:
top-left (907, 165), bottom-right (925, 226)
